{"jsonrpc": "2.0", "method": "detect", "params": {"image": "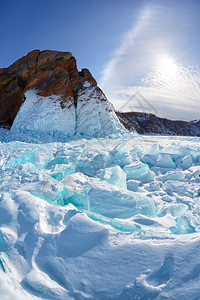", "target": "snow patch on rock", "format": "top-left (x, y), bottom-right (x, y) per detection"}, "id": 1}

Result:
top-left (11, 86), bottom-right (127, 138)
top-left (11, 90), bottom-right (76, 136)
